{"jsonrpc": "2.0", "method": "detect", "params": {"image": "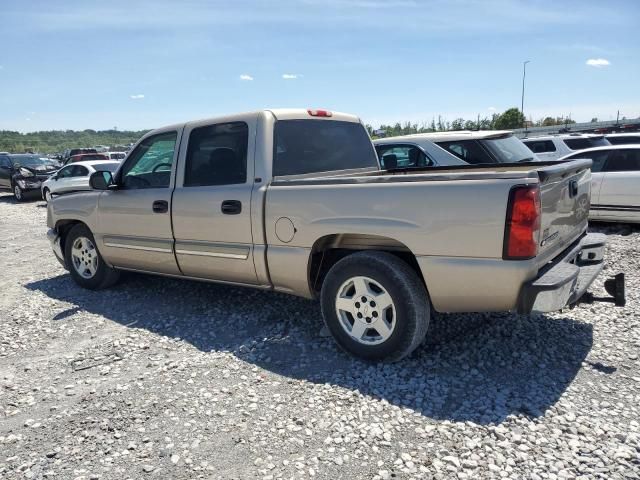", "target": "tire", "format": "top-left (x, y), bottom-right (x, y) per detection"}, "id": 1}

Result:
top-left (13, 183), bottom-right (24, 202)
top-left (320, 251), bottom-right (430, 362)
top-left (64, 224), bottom-right (120, 290)
top-left (43, 188), bottom-right (52, 202)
